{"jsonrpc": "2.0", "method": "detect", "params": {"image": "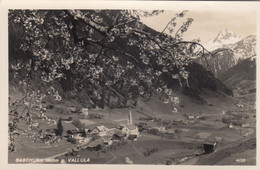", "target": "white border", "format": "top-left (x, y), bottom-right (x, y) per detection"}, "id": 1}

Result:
top-left (0, 1), bottom-right (259, 170)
